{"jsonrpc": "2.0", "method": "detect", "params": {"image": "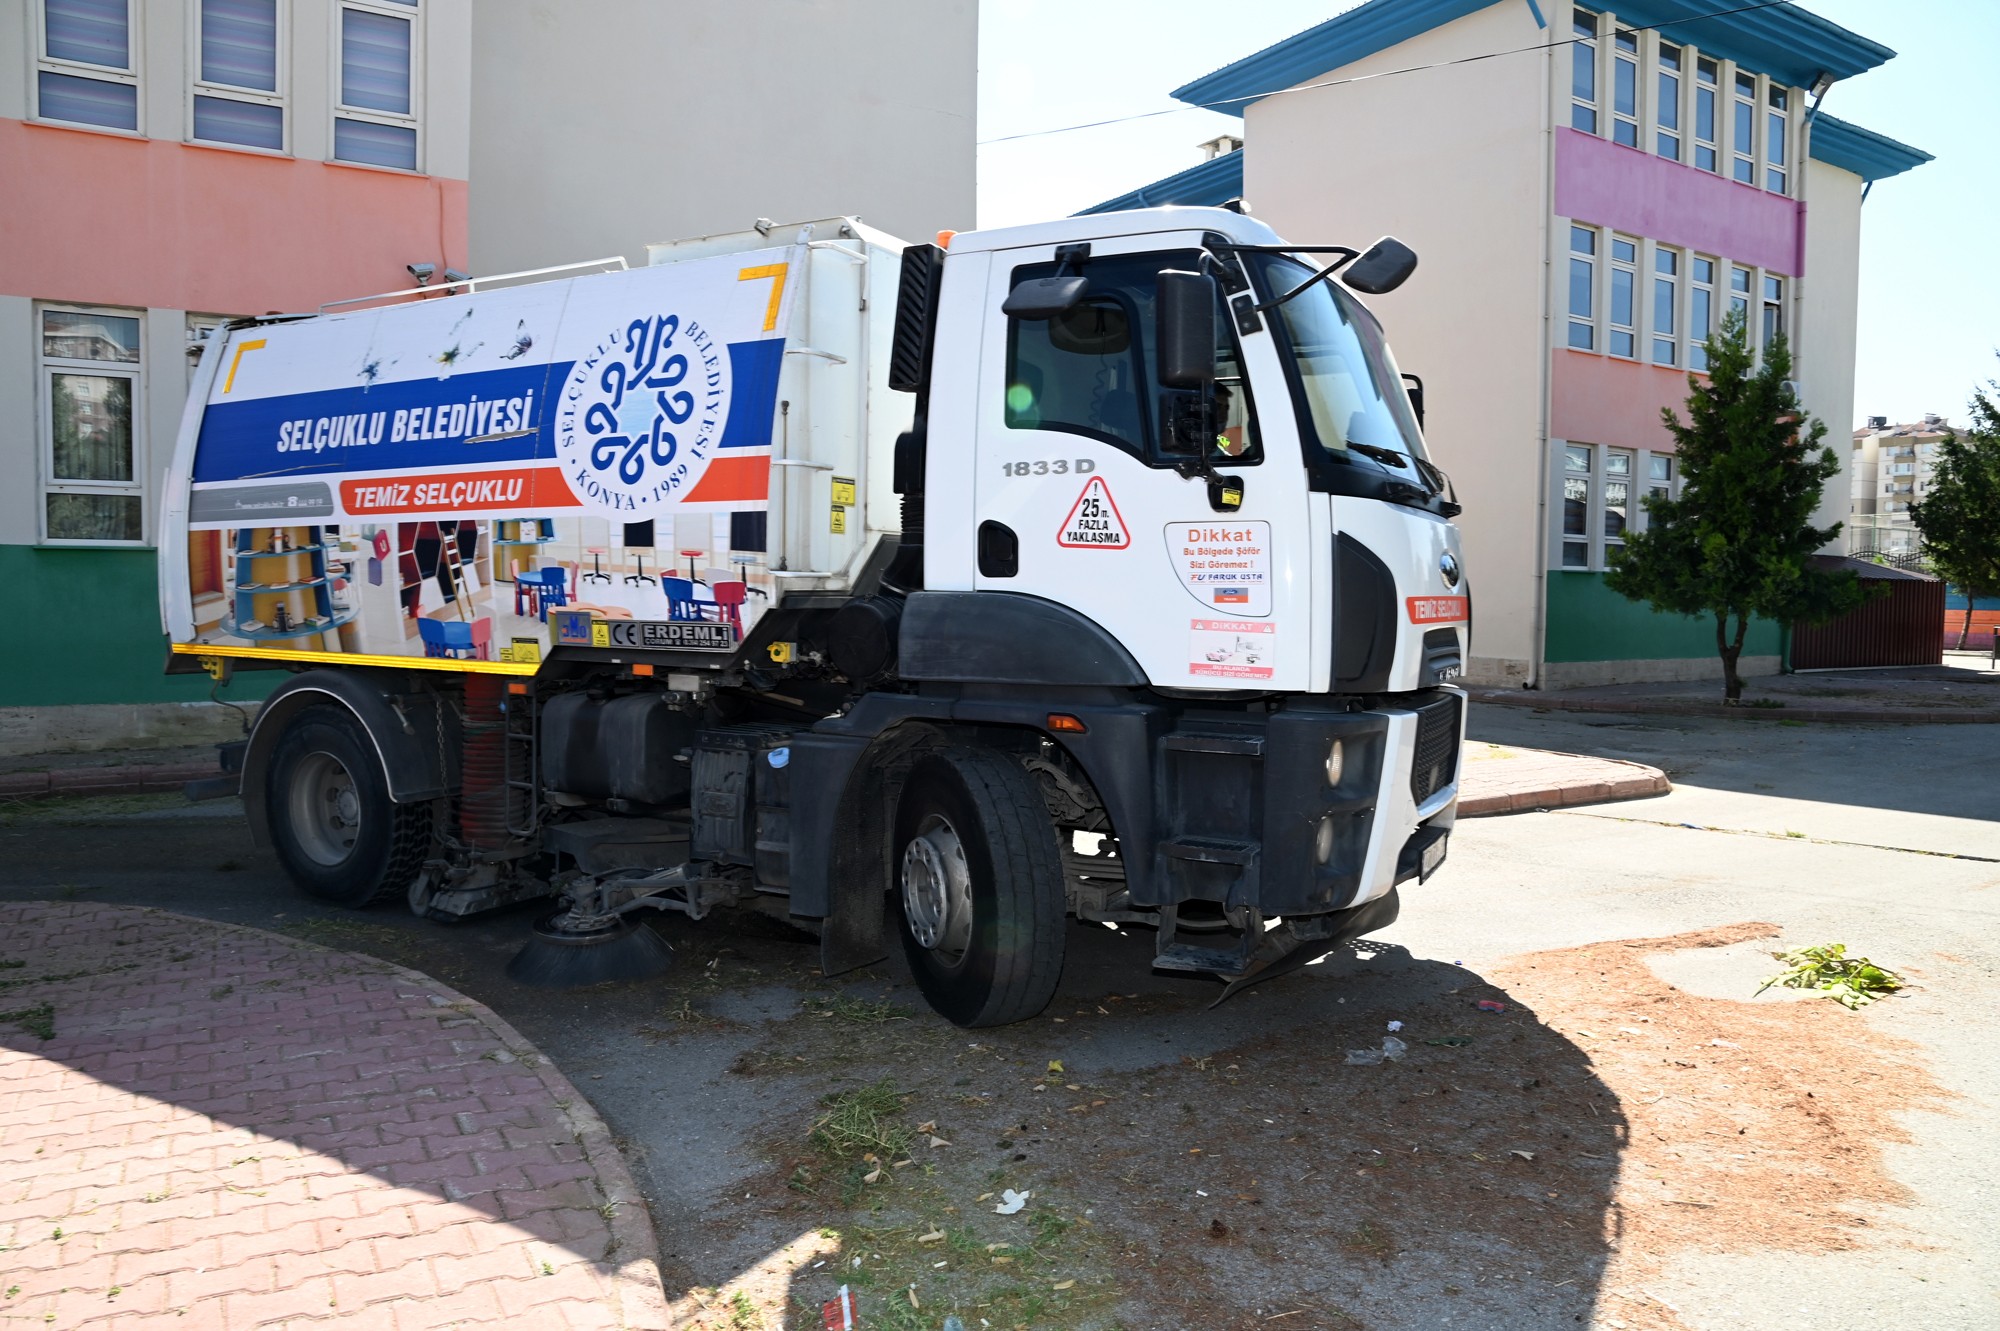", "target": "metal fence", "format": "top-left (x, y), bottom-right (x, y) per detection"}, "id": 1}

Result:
top-left (1792, 558), bottom-right (1944, 670)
